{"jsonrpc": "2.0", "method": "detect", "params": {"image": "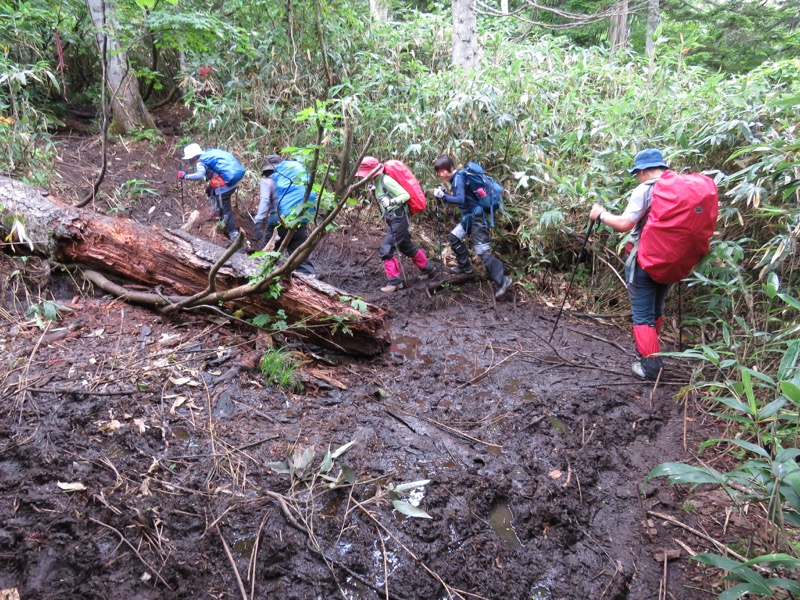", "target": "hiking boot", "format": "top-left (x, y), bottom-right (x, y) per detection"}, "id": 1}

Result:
top-left (228, 230), bottom-right (240, 242)
top-left (380, 282), bottom-right (405, 293)
top-left (418, 264), bottom-right (437, 281)
top-left (449, 264), bottom-right (474, 275)
top-left (494, 276), bottom-right (513, 299)
top-left (631, 362), bottom-right (646, 379)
